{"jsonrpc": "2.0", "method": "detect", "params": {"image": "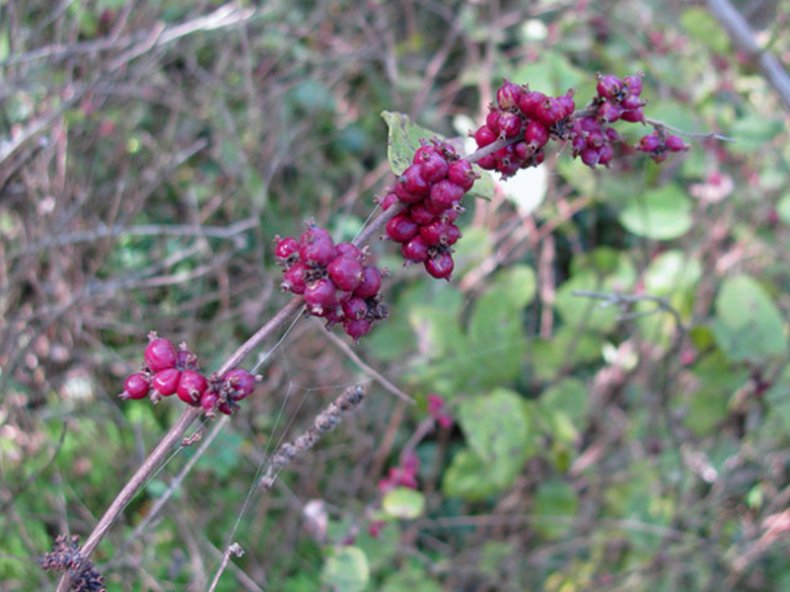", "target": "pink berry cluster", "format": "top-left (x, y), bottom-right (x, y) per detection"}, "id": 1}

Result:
top-left (380, 140), bottom-right (477, 280)
top-left (378, 452), bottom-right (420, 494)
top-left (119, 333), bottom-right (258, 415)
top-left (636, 129), bottom-right (689, 162)
top-left (473, 80), bottom-right (575, 176)
top-left (426, 393), bottom-right (453, 430)
top-left (275, 223), bottom-right (388, 341)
